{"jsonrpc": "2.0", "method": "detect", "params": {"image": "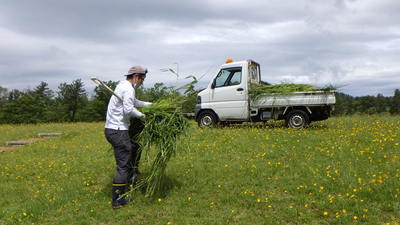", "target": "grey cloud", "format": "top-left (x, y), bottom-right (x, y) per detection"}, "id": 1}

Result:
top-left (0, 0), bottom-right (346, 41)
top-left (0, 0), bottom-right (223, 42)
top-left (339, 74), bottom-right (400, 96)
